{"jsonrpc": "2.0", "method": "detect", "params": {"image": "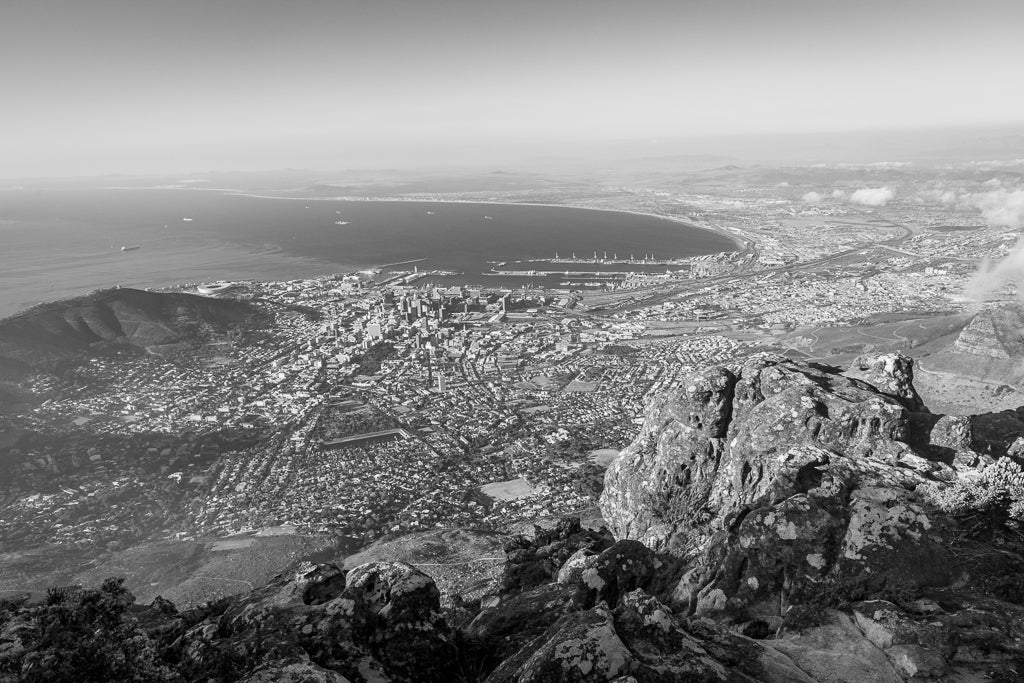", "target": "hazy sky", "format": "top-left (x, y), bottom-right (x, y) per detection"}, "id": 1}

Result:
top-left (3, 0), bottom-right (1024, 177)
